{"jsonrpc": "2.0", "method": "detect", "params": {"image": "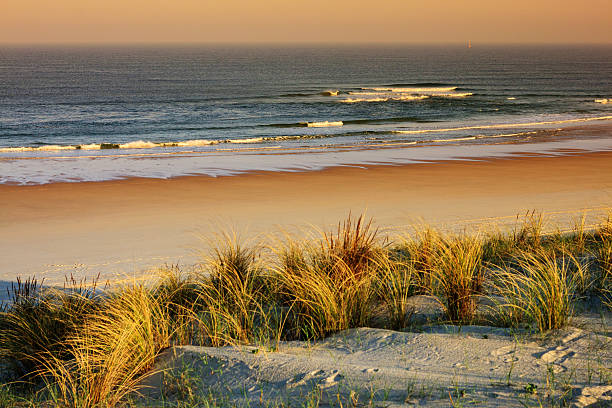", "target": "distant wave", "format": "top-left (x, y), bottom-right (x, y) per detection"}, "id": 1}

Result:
top-left (364, 86), bottom-right (458, 93)
top-left (251, 116), bottom-right (433, 129)
top-left (393, 115), bottom-right (612, 135)
top-left (3, 115), bottom-right (611, 154)
top-left (0, 132), bottom-right (349, 153)
top-left (306, 121), bottom-right (343, 127)
top-left (385, 82), bottom-right (453, 87)
top-left (278, 90), bottom-right (340, 98)
top-left (595, 98), bottom-right (610, 104)
top-left (0, 130), bottom-right (549, 161)
top-left (260, 84), bottom-right (470, 103)
top-left (339, 84), bottom-right (472, 103)
top-left (264, 120), bottom-right (344, 128)
top-left (342, 95), bottom-right (430, 103)
top-left (434, 93), bottom-right (473, 98)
